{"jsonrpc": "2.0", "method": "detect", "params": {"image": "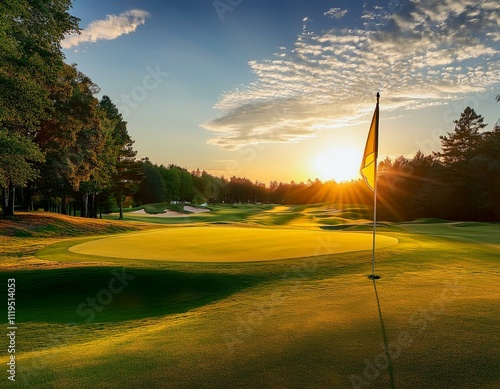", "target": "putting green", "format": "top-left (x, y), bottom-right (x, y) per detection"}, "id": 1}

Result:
top-left (69, 226), bottom-right (398, 262)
